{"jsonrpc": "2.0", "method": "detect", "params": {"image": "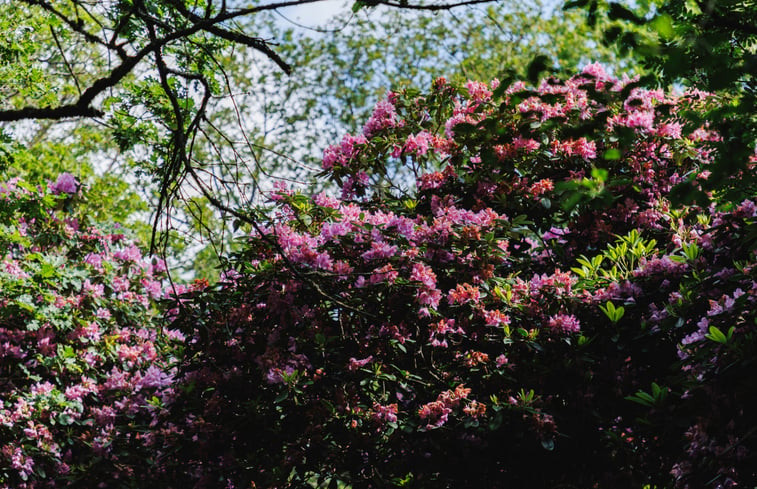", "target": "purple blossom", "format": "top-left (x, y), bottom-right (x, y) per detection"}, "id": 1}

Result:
top-left (50, 172), bottom-right (79, 195)
top-left (139, 365), bottom-right (175, 389)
